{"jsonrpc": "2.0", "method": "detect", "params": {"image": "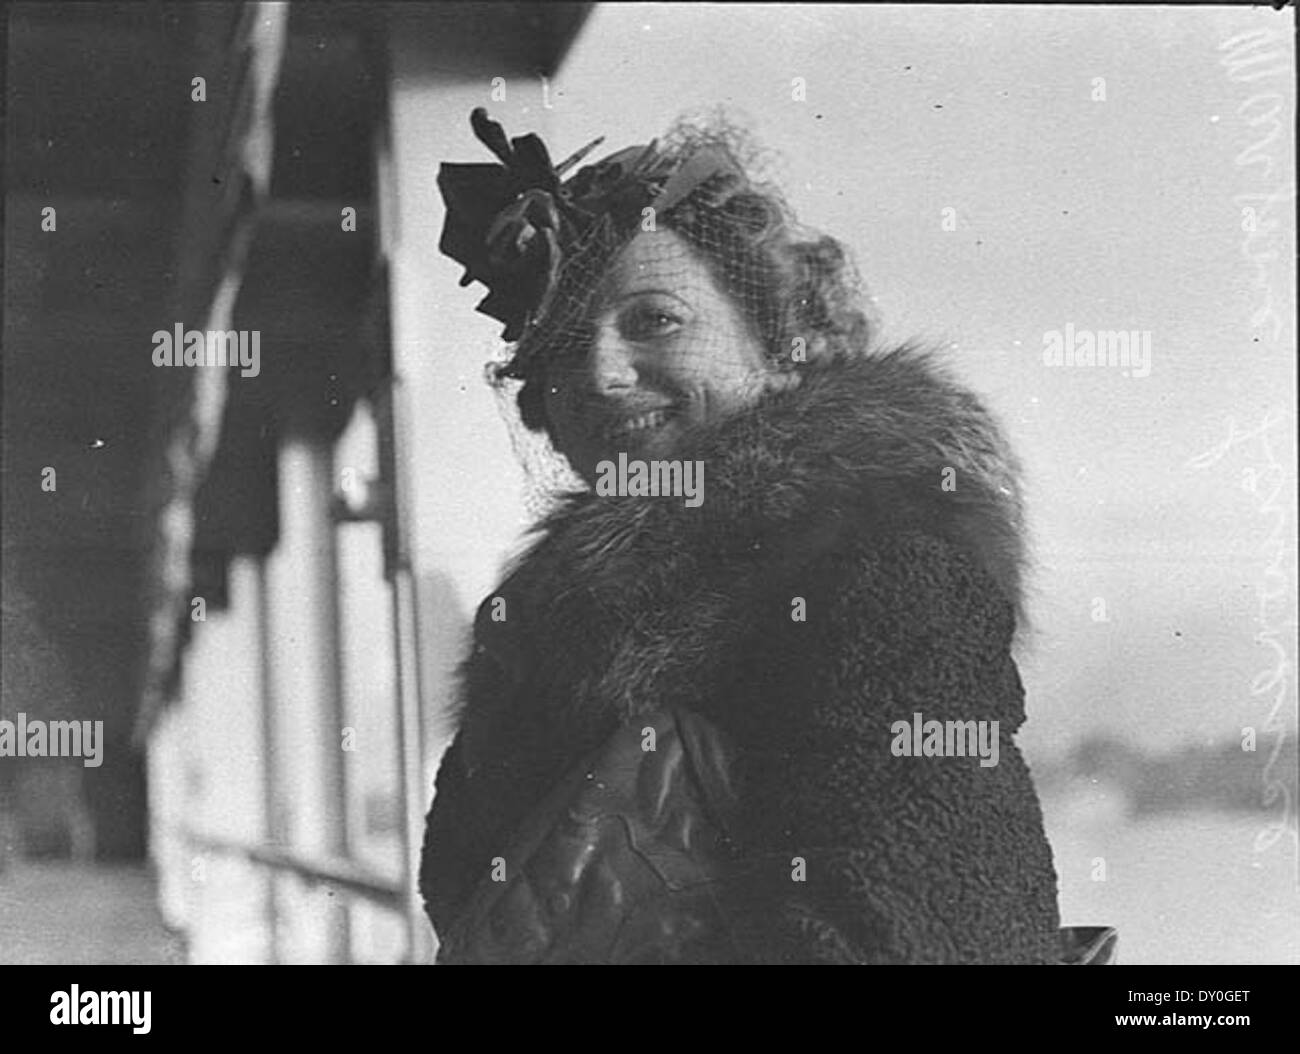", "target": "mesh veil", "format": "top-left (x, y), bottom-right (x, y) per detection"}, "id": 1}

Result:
top-left (479, 117), bottom-right (876, 514)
